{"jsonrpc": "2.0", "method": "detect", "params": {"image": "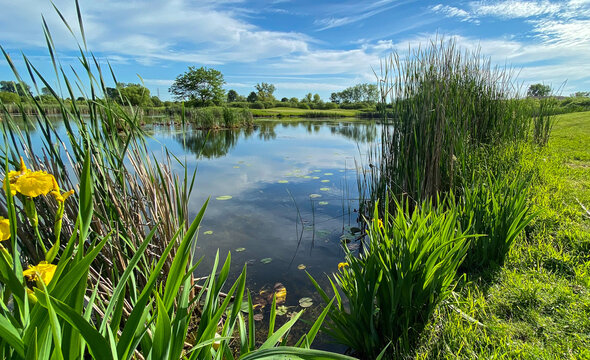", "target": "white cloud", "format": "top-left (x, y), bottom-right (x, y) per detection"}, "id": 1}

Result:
top-left (430, 4), bottom-right (479, 23)
top-left (471, 0), bottom-right (561, 18)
